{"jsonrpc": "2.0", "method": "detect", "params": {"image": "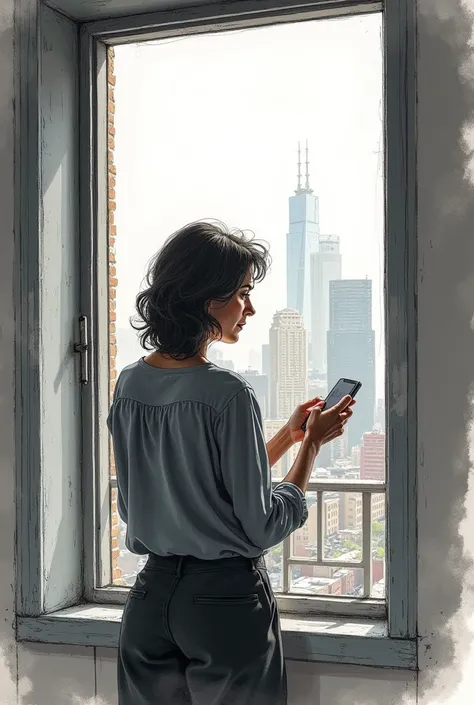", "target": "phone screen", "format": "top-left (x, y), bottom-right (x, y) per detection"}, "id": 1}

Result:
top-left (301, 378), bottom-right (361, 432)
top-left (323, 378), bottom-right (360, 411)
